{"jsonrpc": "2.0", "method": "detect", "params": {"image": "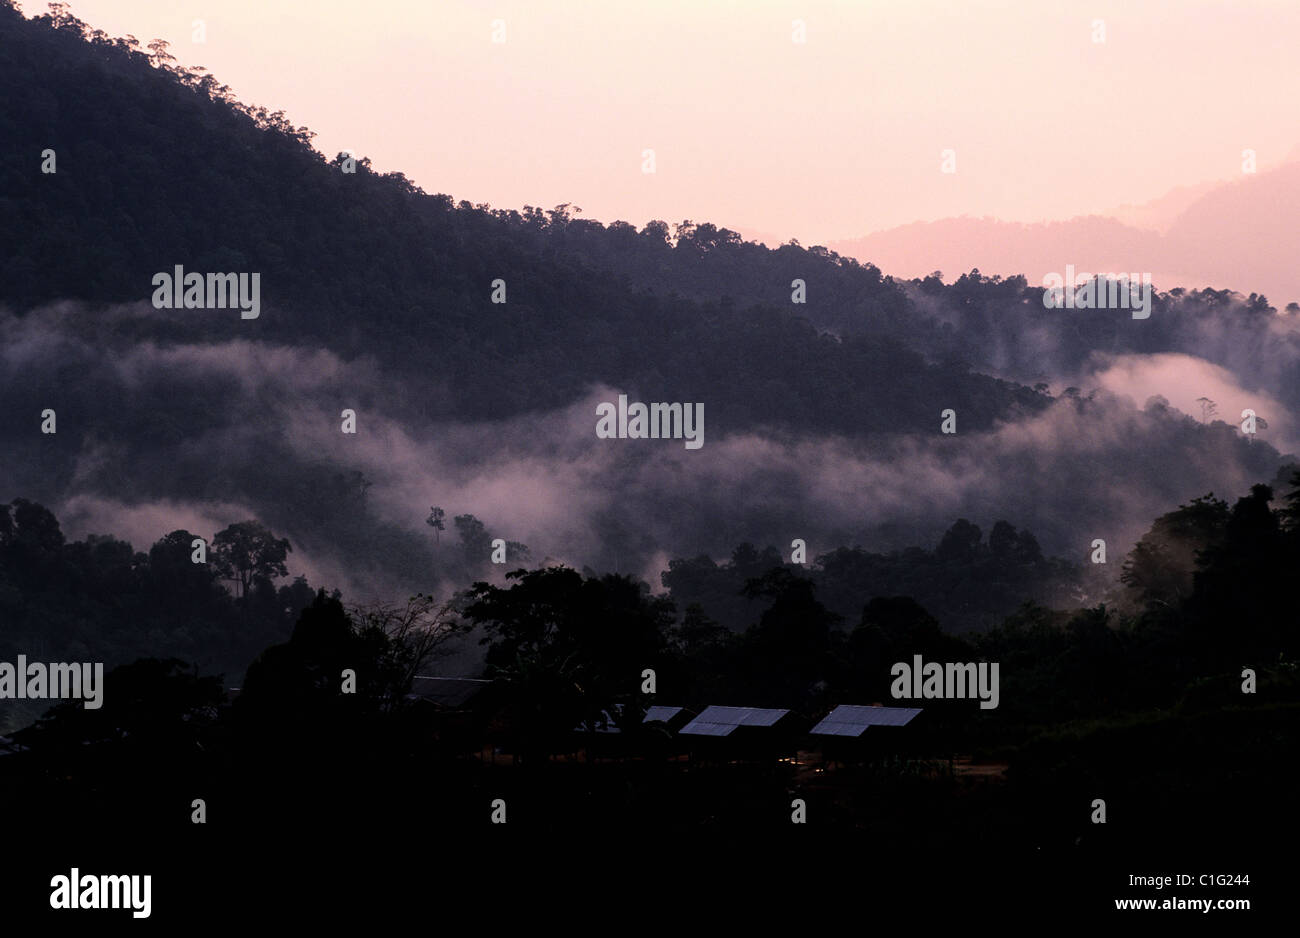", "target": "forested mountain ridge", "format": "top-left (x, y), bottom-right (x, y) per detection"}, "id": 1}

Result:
top-left (0, 1), bottom-right (1041, 436)
top-left (0, 1), bottom-right (1293, 622)
top-left (7, 1), bottom-right (1295, 440)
